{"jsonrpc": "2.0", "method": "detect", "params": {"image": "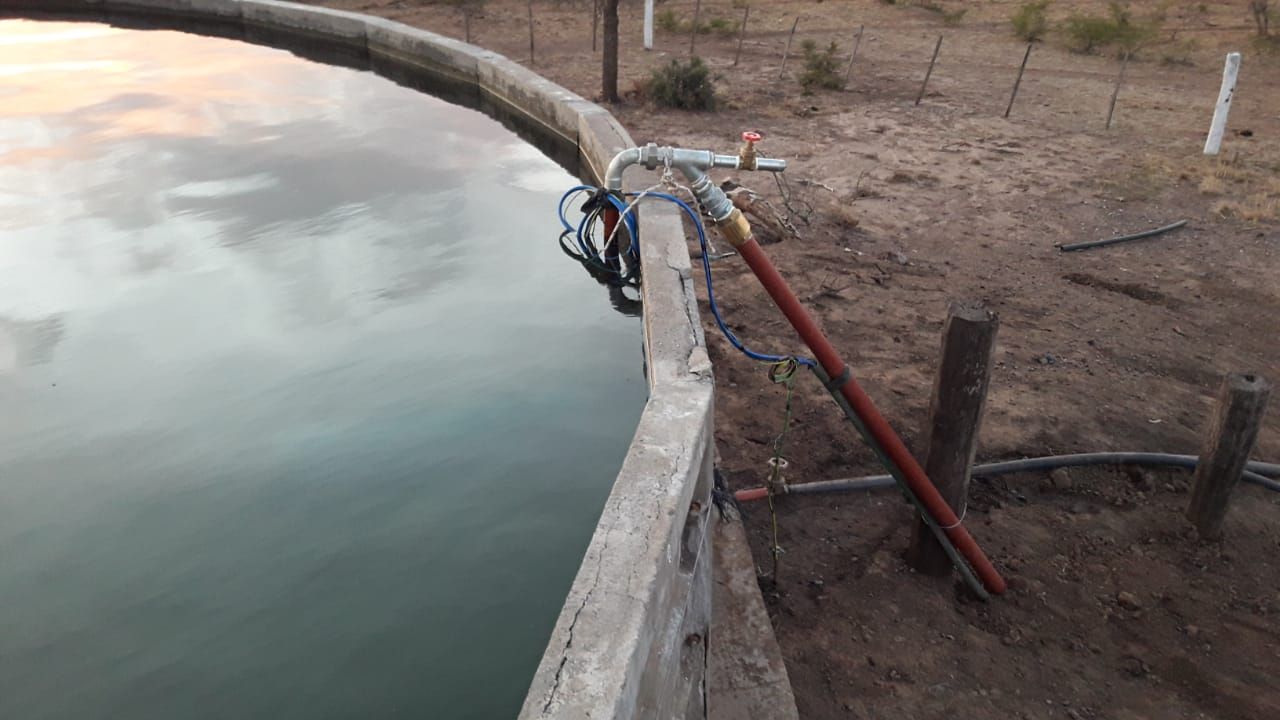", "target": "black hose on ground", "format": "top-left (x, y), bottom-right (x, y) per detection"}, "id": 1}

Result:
top-left (1057, 219), bottom-right (1189, 252)
top-left (778, 452), bottom-right (1280, 497)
